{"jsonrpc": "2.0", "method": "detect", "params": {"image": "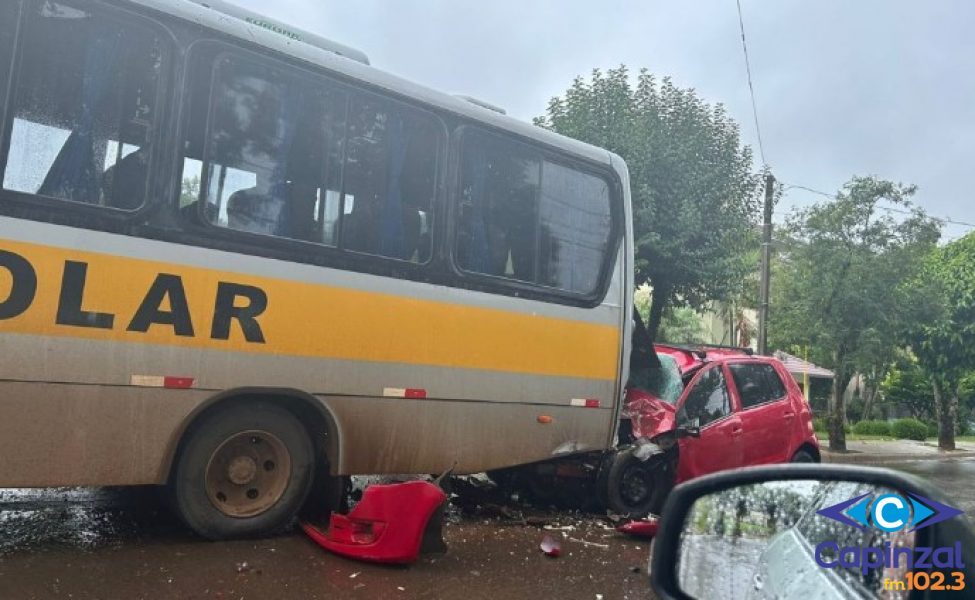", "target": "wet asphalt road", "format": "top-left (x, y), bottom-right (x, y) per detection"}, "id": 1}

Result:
top-left (0, 484), bottom-right (653, 600)
top-left (1, 457), bottom-right (973, 600)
